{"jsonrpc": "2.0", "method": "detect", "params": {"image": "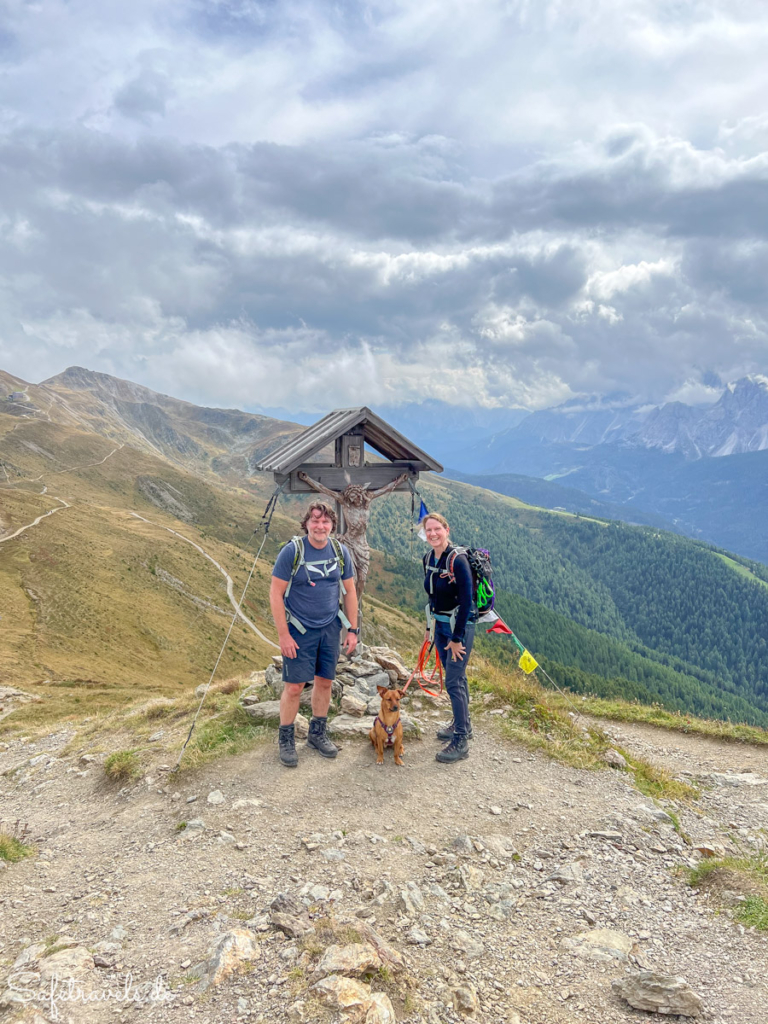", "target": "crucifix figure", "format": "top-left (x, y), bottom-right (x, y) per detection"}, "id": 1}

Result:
top-left (297, 470), bottom-right (408, 595)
